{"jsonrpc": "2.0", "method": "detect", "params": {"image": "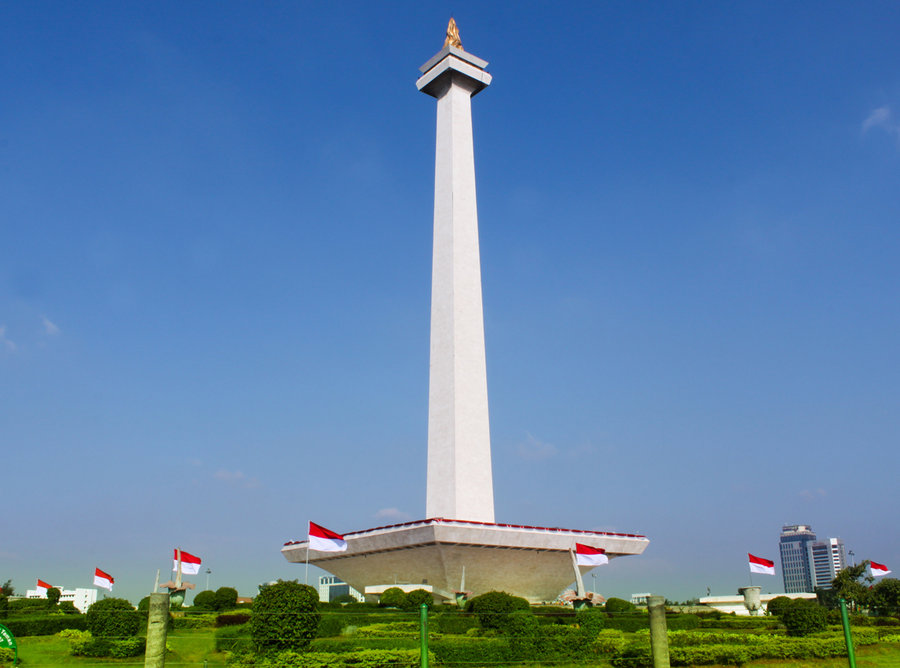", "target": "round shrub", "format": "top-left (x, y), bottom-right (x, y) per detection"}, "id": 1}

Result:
top-left (47, 587), bottom-right (61, 606)
top-left (766, 595), bottom-right (793, 618)
top-left (404, 589), bottom-right (433, 611)
top-left (379, 587), bottom-right (408, 609)
top-left (466, 591), bottom-right (530, 630)
top-left (138, 596), bottom-right (150, 611)
top-left (192, 590), bottom-right (218, 610)
top-left (215, 586), bottom-right (239, 611)
top-left (781, 599), bottom-right (827, 636)
top-left (250, 580), bottom-right (320, 652)
top-left (605, 597), bottom-right (636, 614)
top-left (86, 598), bottom-right (140, 639)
